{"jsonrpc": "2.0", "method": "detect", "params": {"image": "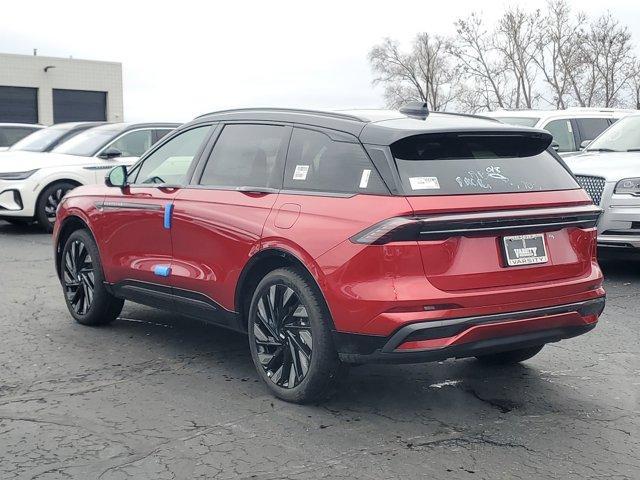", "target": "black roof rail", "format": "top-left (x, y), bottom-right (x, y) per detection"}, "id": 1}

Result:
top-left (195, 107), bottom-right (366, 122)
